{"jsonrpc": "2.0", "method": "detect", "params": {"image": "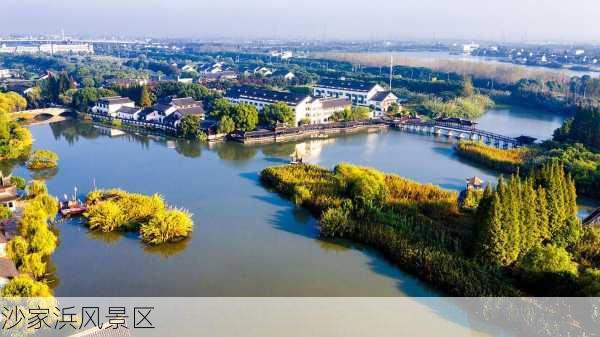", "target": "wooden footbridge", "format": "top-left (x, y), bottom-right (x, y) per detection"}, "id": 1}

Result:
top-left (391, 117), bottom-right (530, 149)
